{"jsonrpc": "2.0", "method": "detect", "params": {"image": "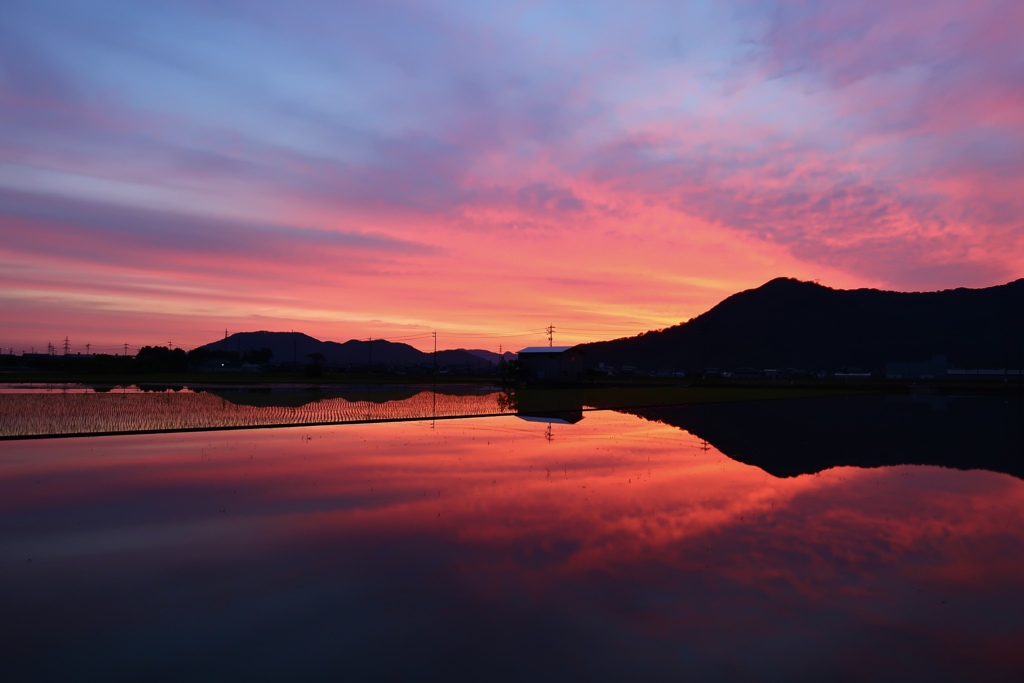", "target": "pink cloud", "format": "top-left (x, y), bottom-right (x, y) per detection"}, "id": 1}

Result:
top-left (2, 0), bottom-right (1021, 350)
